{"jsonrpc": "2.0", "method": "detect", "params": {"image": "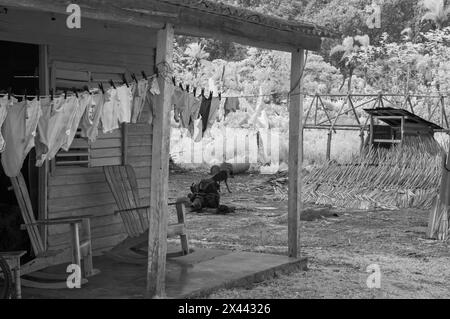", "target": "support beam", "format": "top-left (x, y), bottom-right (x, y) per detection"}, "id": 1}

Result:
top-left (146, 23), bottom-right (174, 298)
top-left (326, 131), bottom-right (332, 161)
top-left (288, 49), bottom-right (304, 259)
top-left (38, 44), bottom-right (49, 250)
